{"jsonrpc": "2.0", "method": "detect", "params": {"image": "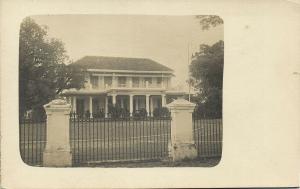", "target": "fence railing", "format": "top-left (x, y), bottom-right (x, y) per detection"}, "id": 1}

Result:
top-left (193, 112), bottom-right (223, 158)
top-left (19, 118), bottom-right (47, 166)
top-left (69, 114), bottom-right (171, 165)
top-left (19, 111), bottom-right (223, 166)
